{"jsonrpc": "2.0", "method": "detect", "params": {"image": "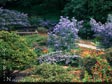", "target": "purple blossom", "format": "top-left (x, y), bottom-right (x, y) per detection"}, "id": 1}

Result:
top-left (90, 18), bottom-right (112, 47)
top-left (0, 8), bottom-right (30, 30)
top-left (48, 16), bottom-right (83, 51)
